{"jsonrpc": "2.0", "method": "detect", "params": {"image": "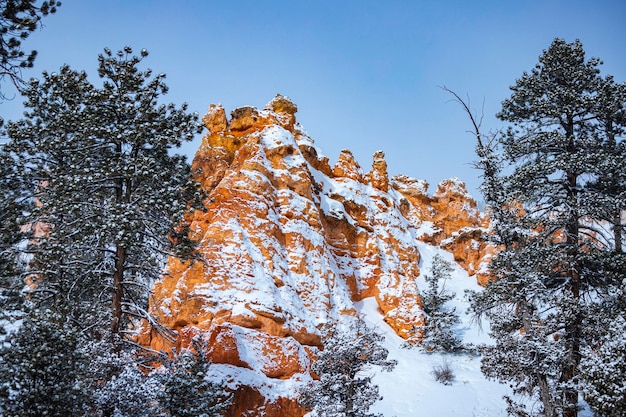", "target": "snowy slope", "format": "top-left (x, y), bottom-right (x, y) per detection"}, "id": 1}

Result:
top-left (356, 242), bottom-right (512, 417)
